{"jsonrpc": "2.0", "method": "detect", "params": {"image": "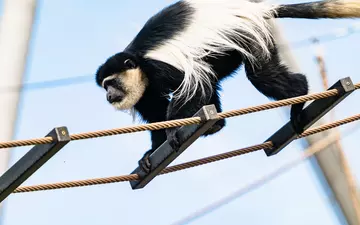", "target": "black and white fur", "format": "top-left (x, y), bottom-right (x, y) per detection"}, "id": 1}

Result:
top-left (95, 0), bottom-right (360, 172)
